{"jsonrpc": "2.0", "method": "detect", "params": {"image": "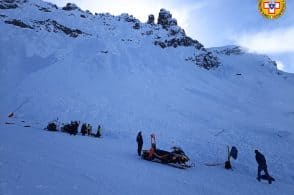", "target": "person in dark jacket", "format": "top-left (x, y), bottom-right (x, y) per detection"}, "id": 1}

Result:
top-left (136, 131), bottom-right (143, 156)
top-left (96, 125), bottom-right (101, 138)
top-left (255, 150), bottom-right (271, 182)
top-left (81, 123), bottom-right (87, 136)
